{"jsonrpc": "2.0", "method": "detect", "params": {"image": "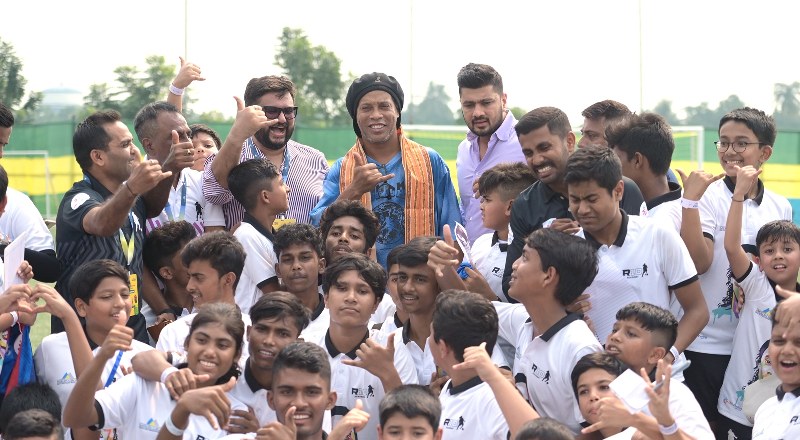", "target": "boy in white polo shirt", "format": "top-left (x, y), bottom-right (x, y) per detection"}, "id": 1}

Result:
top-left (564, 145), bottom-right (708, 355)
top-left (497, 227), bottom-right (602, 434)
top-left (430, 289), bottom-right (509, 440)
top-left (306, 254), bottom-right (417, 440)
top-left (751, 300), bottom-right (800, 439)
top-left (228, 158), bottom-right (286, 314)
top-left (678, 108), bottom-right (792, 432)
top-left (717, 164), bottom-right (800, 439)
